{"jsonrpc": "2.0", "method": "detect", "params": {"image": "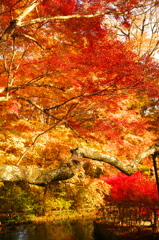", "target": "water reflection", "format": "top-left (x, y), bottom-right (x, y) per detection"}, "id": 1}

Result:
top-left (0, 219), bottom-right (95, 240)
